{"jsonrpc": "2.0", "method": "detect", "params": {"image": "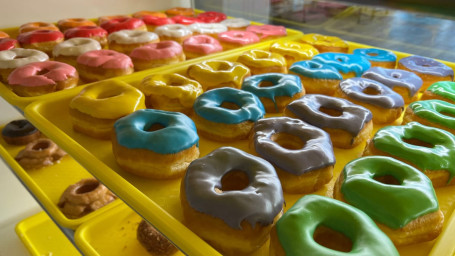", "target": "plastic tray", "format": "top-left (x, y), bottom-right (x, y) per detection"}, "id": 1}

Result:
top-left (15, 211), bottom-right (81, 256)
top-left (0, 124), bottom-right (122, 230)
top-left (23, 41), bottom-right (455, 255)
